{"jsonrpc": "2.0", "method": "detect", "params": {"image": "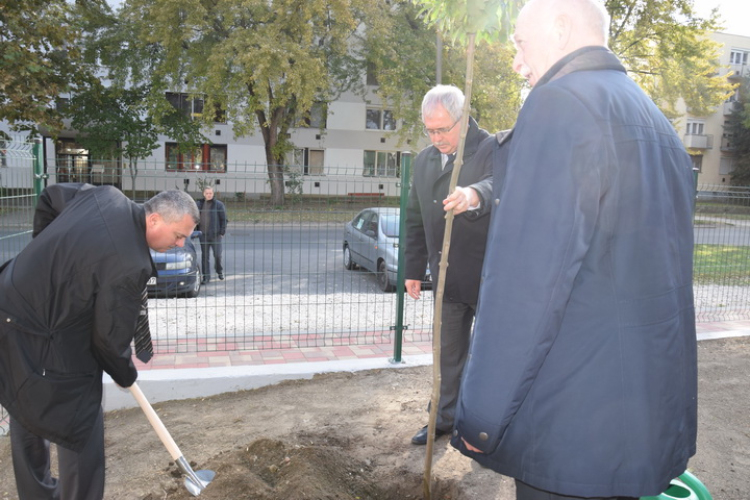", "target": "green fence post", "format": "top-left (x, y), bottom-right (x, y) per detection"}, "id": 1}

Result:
top-left (390, 153), bottom-right (412, 364)
top-left (32, 138), bottom-right (46, 200)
